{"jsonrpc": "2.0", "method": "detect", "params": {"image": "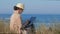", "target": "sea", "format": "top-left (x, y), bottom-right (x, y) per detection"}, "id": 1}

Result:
top-left (0, 14), bottom-right (60, 29)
